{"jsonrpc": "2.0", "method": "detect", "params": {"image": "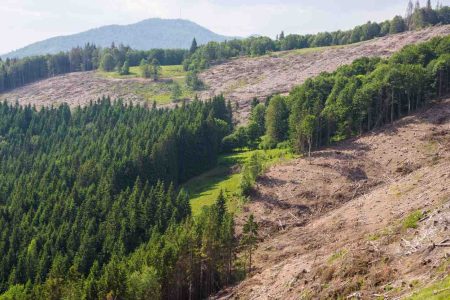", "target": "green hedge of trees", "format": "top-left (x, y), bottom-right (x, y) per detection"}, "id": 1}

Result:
top-left (288, 35), bottom-right (450, 152)
top-left (221, 35), bottom-right (450, 154)
top-left (0, 96), bottom-right (236, 299)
